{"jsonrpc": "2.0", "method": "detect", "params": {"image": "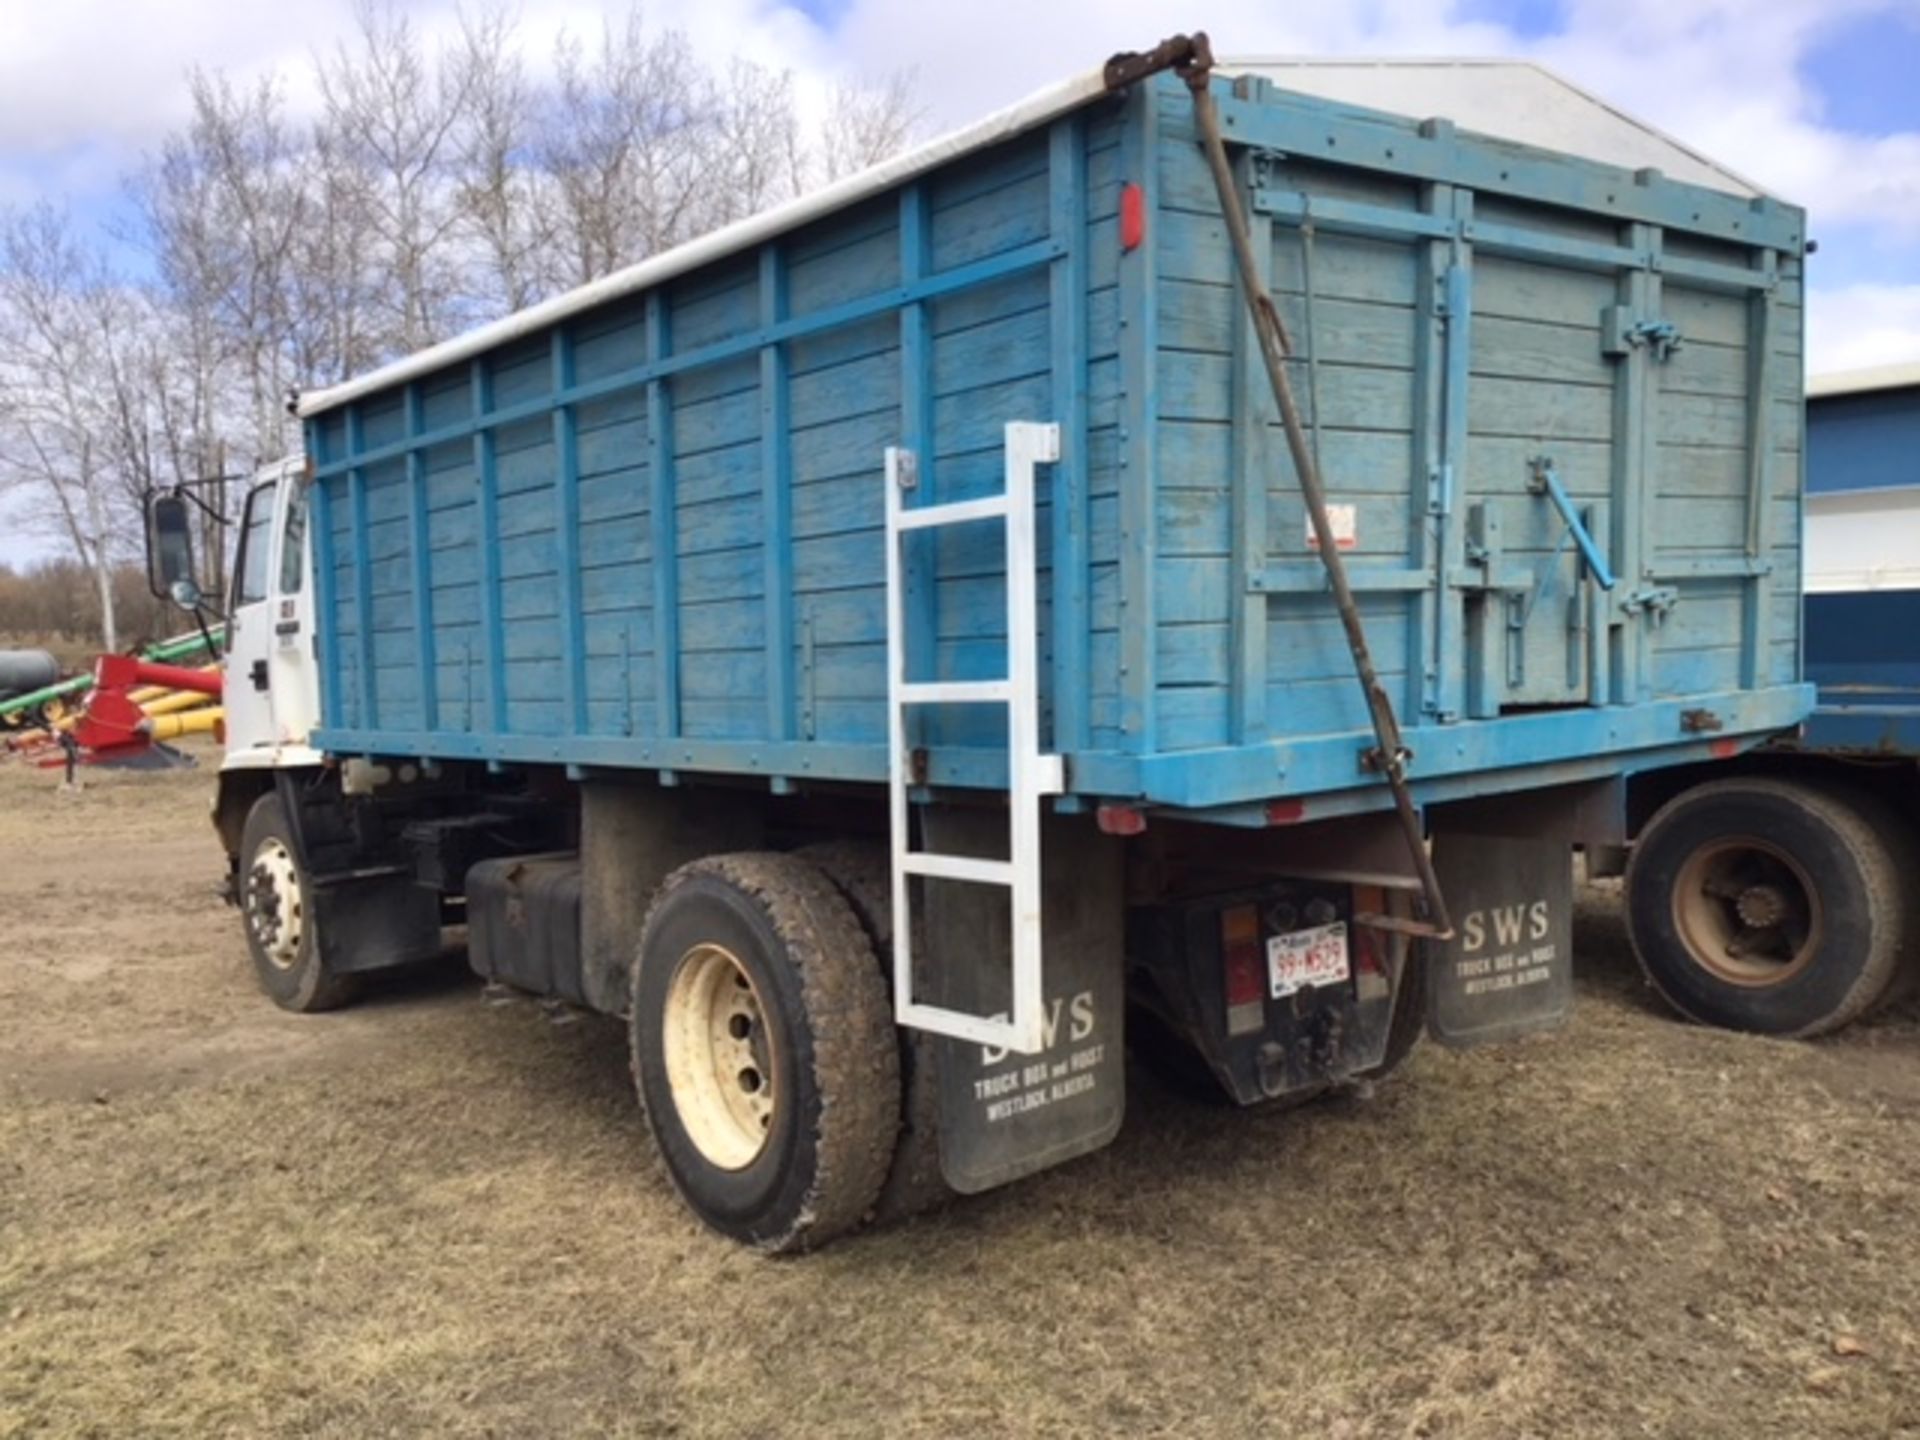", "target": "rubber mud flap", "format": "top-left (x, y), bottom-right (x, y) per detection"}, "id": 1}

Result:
top-left (1426, 831), bottom-right (1573, 1047)
top-left (922, 809), bottom-right (1125, 1195)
